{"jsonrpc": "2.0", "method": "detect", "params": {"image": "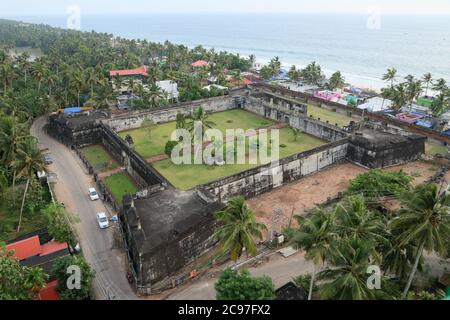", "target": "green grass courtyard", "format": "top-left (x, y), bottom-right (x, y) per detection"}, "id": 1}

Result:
top-left (307, 104), bottom-right (358, 127)
top-left (120, 109), bottom-right (327, 190)
top-left (81, 145), bottom-right (119, 173)
top-left (104, 172), bottom-right (139, 204)
top-left (119, 109), bottom-right (274, 159)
